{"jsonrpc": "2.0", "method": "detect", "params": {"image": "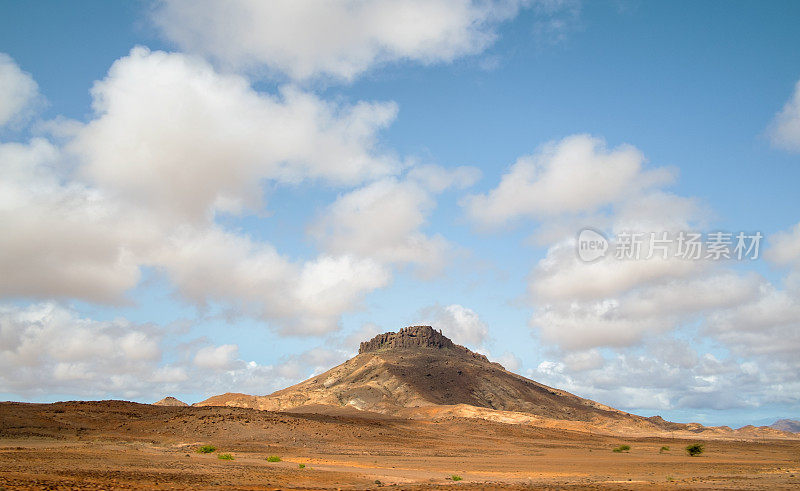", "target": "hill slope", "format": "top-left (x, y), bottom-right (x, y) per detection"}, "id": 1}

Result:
top-left (771, 419), bottom-right (800, 433)
top-left (153, 396), bottom-right (188, 407)
top-left (197, 326), bottom-right (639, 423)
